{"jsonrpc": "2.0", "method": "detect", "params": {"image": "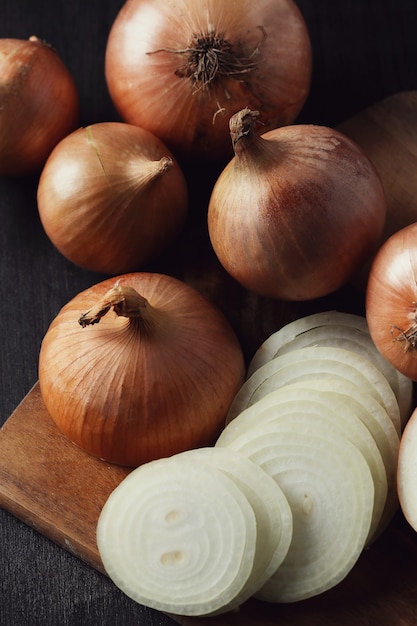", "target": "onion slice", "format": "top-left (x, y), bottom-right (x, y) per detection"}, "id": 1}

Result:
top-left (217, 391), bottom-right (387, 543)
top-left (248, 311), bottom-right (379, 373)
top-left (174, 447), bottom-right (293, 610)
top-left (97, 456), bottom-right (258, 616)
top-left (290, 379), bottom-right (400, 534)
top-left (247, 311), bottom-right (412, 428)
top-left (216, 378), bottom-right (400, 542)
top-left (227, 346), bottom-right (401, 435)
top-left (217, 425), bottom-right (374, 602)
